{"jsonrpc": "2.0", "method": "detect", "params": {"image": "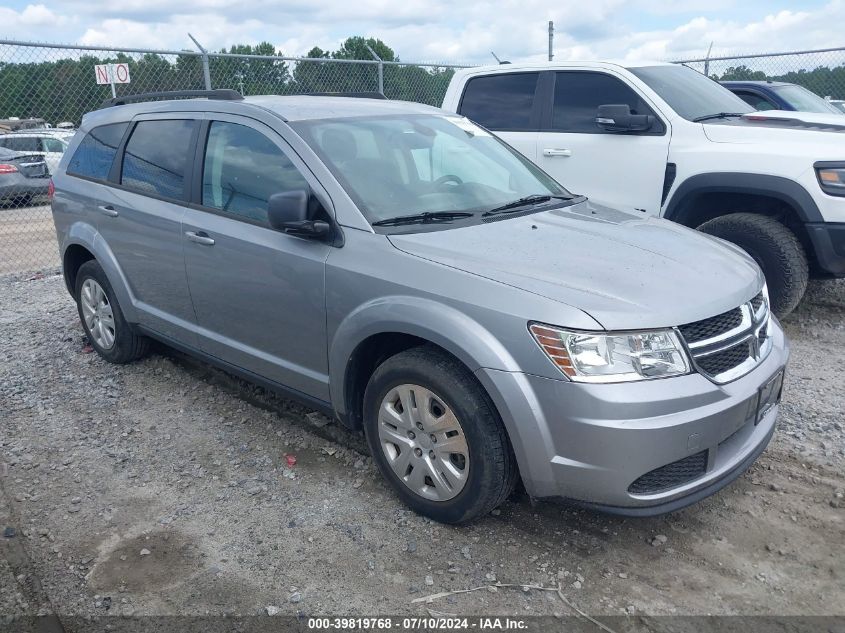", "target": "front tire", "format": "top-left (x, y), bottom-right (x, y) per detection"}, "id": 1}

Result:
top-left (75, 260), bottom-right (149, 364)
top-left (698, 213), bottom-right (808, 317)
top-left (363, 346), bottom-right (517, 524)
